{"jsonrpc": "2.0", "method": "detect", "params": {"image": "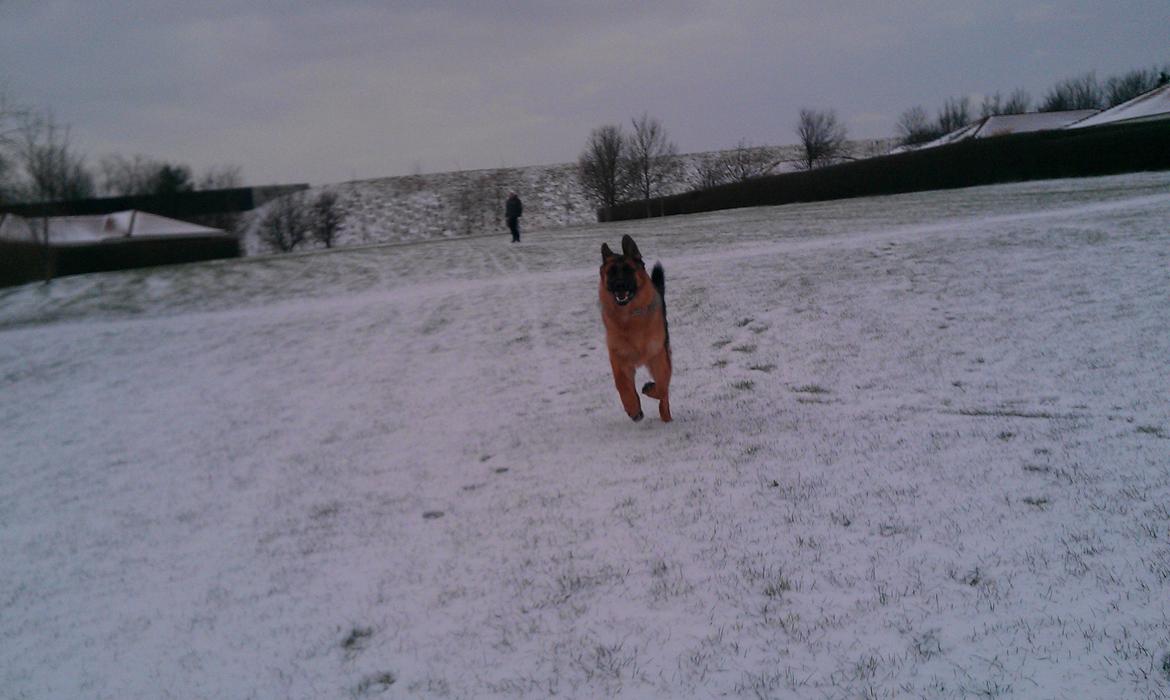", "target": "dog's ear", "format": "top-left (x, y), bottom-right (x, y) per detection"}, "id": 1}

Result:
top-left (621, 234), bottom-right (642, 261)
top-left (601, 243), bottom-right (616, 261)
